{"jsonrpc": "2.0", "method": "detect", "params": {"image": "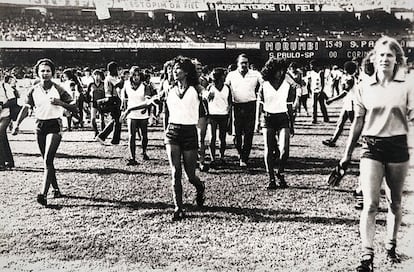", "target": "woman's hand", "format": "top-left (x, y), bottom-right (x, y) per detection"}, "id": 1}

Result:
top-left (50, 97), bottom-right (62, 106)
top-left (120, 110), bottom-right (129, 122)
